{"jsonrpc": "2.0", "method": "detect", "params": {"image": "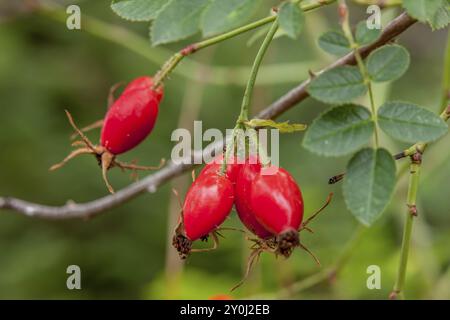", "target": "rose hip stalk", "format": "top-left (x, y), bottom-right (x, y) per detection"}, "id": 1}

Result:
top-left (50, 76), bottom-right (164, 193)
top-left (173, 158), bottom-right (235, 259)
